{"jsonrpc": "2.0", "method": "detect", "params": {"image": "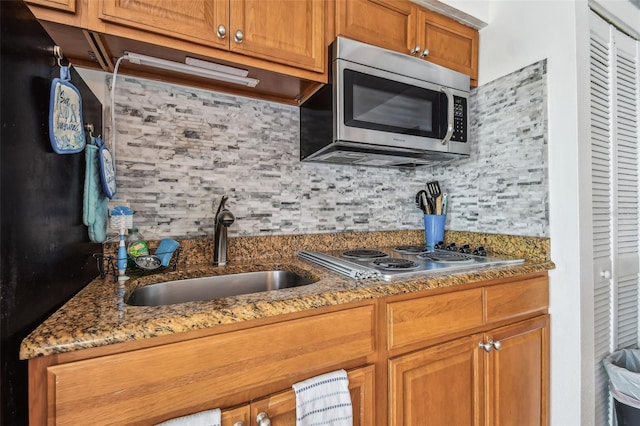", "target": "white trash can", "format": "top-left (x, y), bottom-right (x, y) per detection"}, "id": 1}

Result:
top-left (603, 349), bottom-right (640, 425)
